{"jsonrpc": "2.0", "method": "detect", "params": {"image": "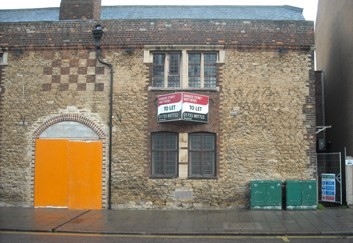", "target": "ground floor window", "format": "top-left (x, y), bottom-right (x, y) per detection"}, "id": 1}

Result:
top-left (151, 132), bottom-right (178, 177)
top-left (150, 132), bottom-right (216, 179)
top-left (189, 132), bottom-right (216, 178)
